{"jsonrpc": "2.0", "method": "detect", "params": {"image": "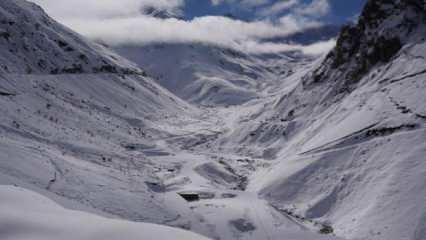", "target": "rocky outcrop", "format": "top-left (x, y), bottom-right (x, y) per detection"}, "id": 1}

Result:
top-left (305, 0), bottom-right (426, 93)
